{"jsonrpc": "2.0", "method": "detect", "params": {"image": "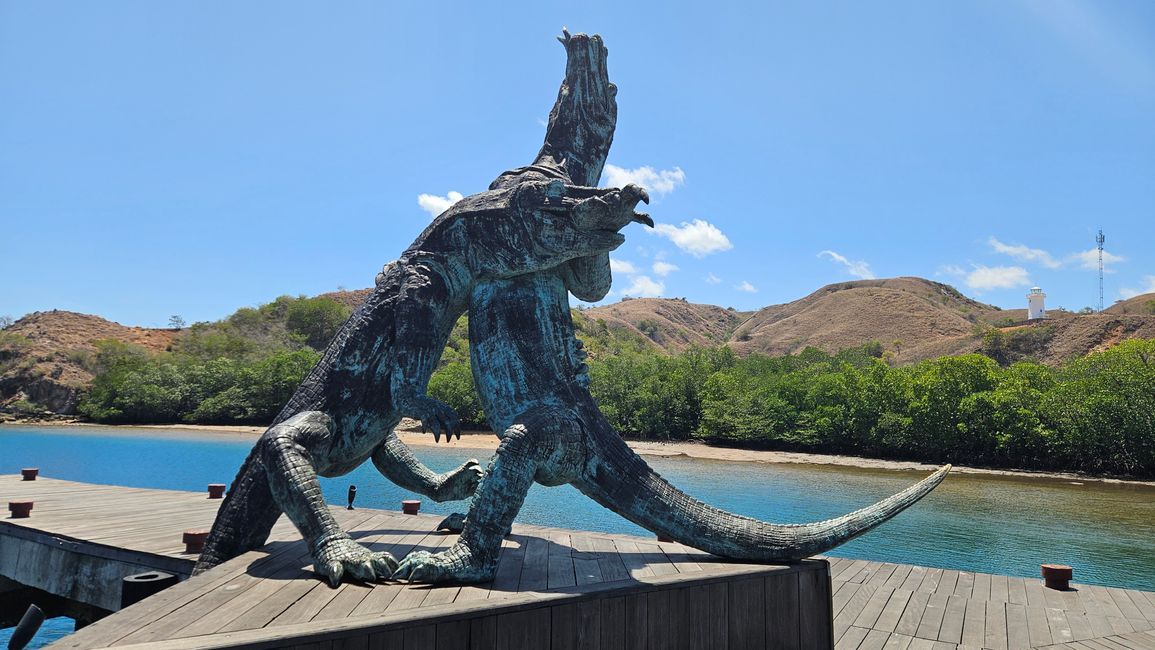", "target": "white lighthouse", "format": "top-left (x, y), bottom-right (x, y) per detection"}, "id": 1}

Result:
top-left (1027, 287), bottom-right (1046, 320)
